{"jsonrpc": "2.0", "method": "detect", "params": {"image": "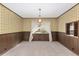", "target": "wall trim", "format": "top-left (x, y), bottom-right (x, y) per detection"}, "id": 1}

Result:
top-left (0, 32), bottom-right (23, 35)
